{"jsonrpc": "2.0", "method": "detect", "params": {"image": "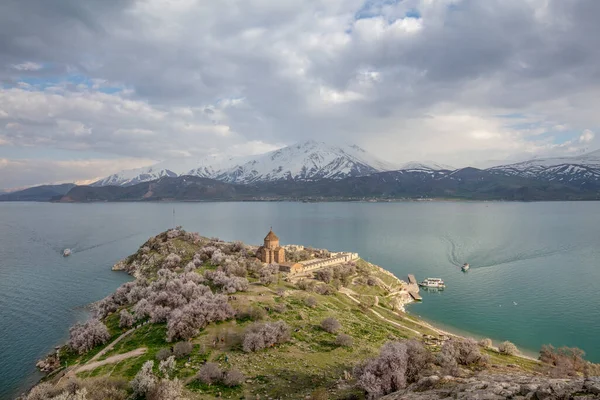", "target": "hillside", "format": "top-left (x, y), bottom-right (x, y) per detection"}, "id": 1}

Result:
top-left (0, 183), bottom-right (75, 202)
top-left (23, 229), bottom-right (600, 400)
